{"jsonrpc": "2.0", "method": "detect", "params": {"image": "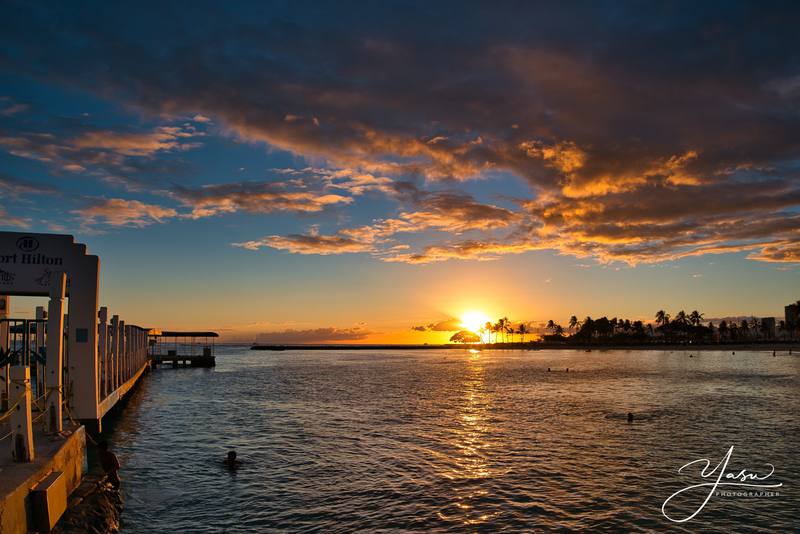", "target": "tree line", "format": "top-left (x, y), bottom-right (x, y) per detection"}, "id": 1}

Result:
top-left (449, 302), bottom-right (800, 344)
